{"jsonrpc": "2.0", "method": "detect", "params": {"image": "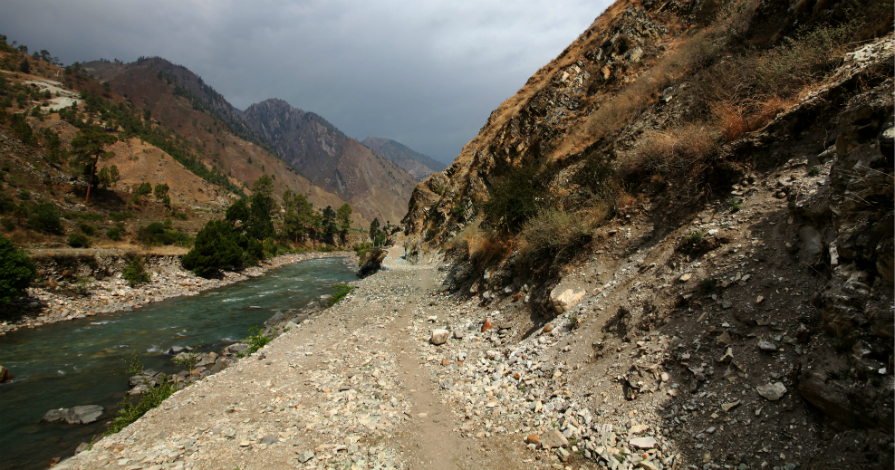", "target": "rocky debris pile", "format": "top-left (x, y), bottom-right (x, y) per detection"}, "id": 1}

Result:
top-left (42, 405), bottom-right (104, 425)
top-left (357, 248), bottom-right (388, 277)
top-left (0, 252), bottom-right (351, 336)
